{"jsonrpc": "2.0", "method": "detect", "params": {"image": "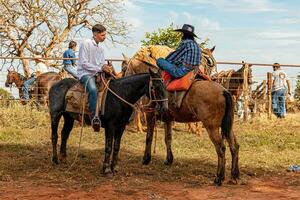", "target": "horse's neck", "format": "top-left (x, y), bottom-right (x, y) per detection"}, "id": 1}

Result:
top-left (14, 77), bottom-right (24, 88)
top-left (116, 74), bottom-right (149, 104)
